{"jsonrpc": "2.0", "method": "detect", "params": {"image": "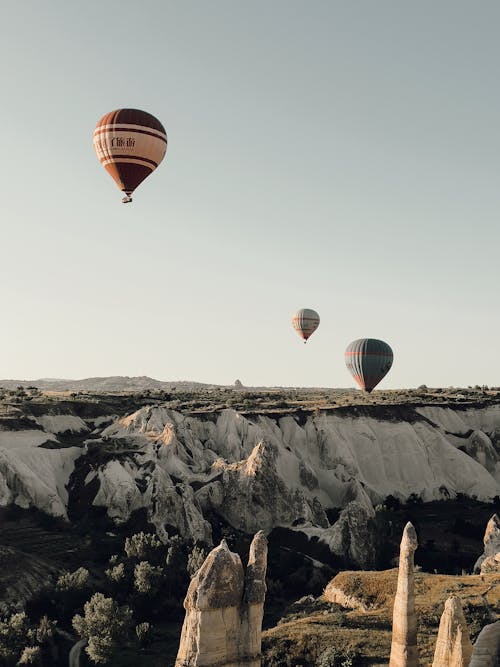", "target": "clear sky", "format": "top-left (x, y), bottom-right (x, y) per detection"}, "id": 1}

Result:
top-left (0, 1), bottom-right (499, 388)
